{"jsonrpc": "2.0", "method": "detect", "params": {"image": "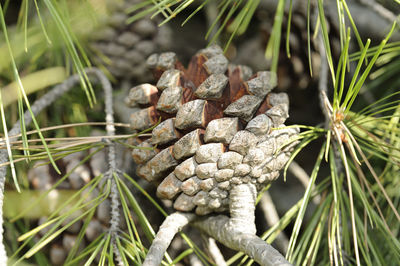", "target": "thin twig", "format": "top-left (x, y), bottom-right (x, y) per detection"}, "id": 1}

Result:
top-left (357, 0), bottom-right (398, 23)
top-left (0, 68), bottom-right (121, 264)
top-left (89, 68), bottom-right (125, 266)
top-left (0, 121), bottom-right (130, 143)
top-left (317, 27), bottom-right (349, 264)
top-left (288, 161), bottom-right (321, 204)
top-left (207, 237), bottom-right (227, 266)
top-left (259, 192), bottom-right (290, 254)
